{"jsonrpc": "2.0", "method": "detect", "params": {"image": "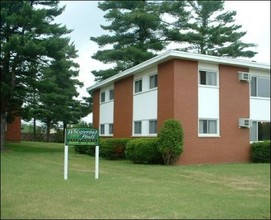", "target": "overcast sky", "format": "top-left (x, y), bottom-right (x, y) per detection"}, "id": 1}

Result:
top-left (54, 1), bottom-right (270, 123)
